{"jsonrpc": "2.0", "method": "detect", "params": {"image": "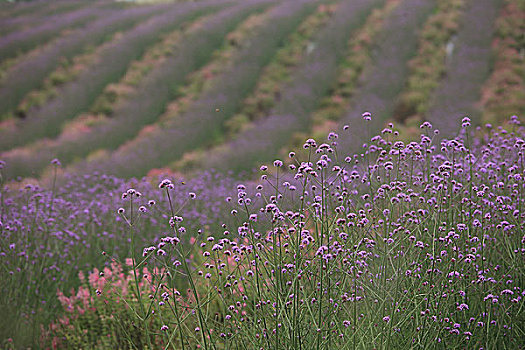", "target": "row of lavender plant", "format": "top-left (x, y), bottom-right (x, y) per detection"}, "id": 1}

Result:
top-left (224, 2), bottom-right (338, 129)
top-left (425, 0), bottom-right (504, 138)
top-left (0, 1), bottom-right (271, 180)
top-left (6, 3), bottom-right (256, 121)
top-left (18, 13), bottom-right (217, 124)
top-left (87, 12), bottom-right (220, 118)
top-left (0, 164), bottom-right (242, 347)
top-left (307, 0), bottom-right (401, 140)
top-left (479, 0), bottom-right (525, 126)
top-left (13, 23), bottom-right (152, 119)
top-left (0, 2), bottom-right (174, 119)
top-left (141, 8), bottom-right (277, 122)
top-left (0, 0), bottom-right (48, 19)
top-left (0, 3), bottom-right (107, 63)
top-left (0, 0), bottom-right (90, 20)
top-left (393, 0), bottom-right (467, 122)
top-left (197, 0), bottom-right (387, 174)
top-left (0, 1), bottom-right (226, 155)
top-left (335, 0), bottom-right (436, 155)
top-left (71, 0), bottom-right (320, 179)
top-left (0, 1), bottom-right (98, 36)
top-left (136, 2), bottom-right (338, 174)
top-left (40, 117), bottom-right (524, 349)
